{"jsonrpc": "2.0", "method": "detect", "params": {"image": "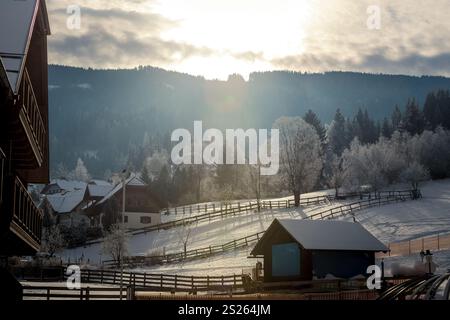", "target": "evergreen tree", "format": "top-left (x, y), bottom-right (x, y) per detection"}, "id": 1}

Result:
top-left (327, 109), bottom-right (349, 156)
top-left (391, 105), bottom-right (402, 131)
top-left (423, 92), bottom-right (439, 130)
top-left (141, 163), bottom-right (151, 185)
top-left (303, 109), bottom-right (326, 144)
top-left (403, 98), bottom-right (425, 135)
top-left (381, 117), bottom-right (392, 138)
